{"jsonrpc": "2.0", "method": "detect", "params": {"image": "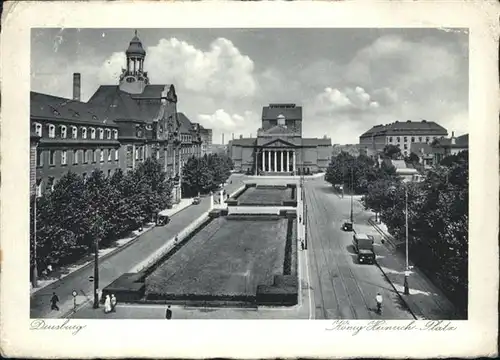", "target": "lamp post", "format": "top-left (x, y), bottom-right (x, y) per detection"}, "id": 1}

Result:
top-left (349, 168), bottom-right (354, 223)
top-left (93, 210), bottom-right (100, 309)
top-left (403, 184), bottom-right (410, 295)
